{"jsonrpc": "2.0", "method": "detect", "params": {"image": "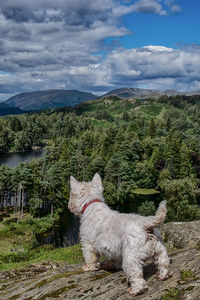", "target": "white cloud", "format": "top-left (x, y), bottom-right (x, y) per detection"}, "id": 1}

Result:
top-left (171, 5), bottom-right (181, 13)
top-left (1, 44), bottom-right (200, 98)
top-left (104, 46), bottom-right (200, 91)
top-left (142, 45), bottom-right (174, 52)
top-left (132, 0), bottom-right (167, 16)
top-left (165, 0), bottom-right (181, 13)
top-left (113, 0), bottom-right (170, 17)
top-left (64, 45), bottom-right (200, 92)
top-left (0, 0), bottom-right (195, 100)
